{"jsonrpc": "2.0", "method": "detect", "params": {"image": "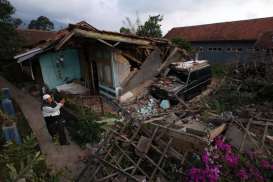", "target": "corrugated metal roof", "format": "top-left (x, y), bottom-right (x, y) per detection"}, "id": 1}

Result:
top-left (165, 17), bottom-right (273, 42)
